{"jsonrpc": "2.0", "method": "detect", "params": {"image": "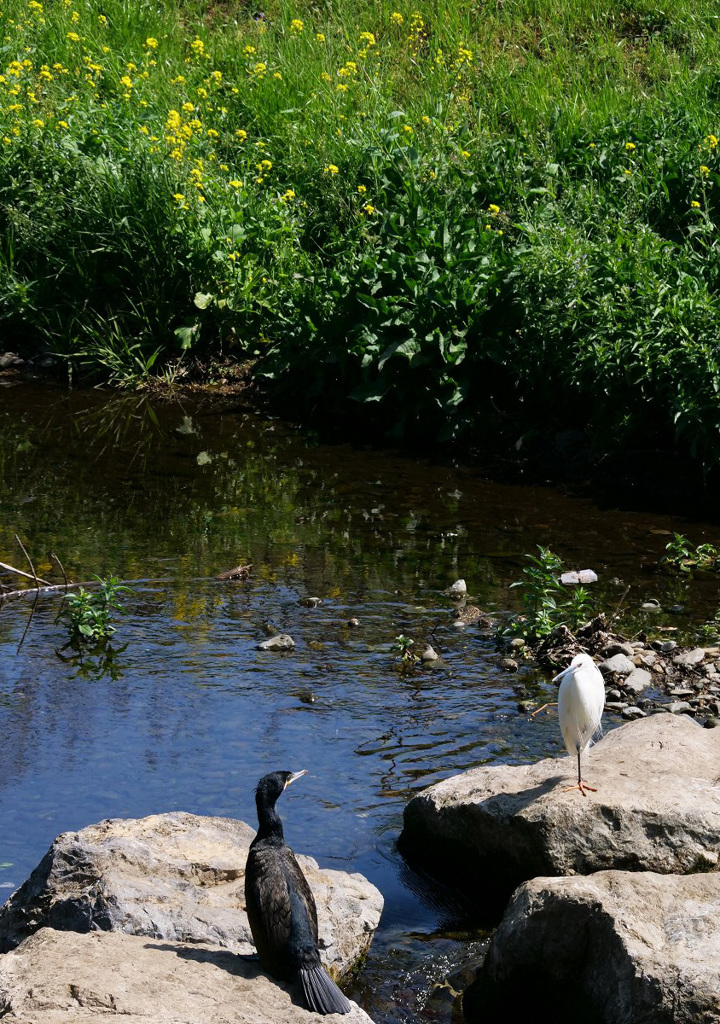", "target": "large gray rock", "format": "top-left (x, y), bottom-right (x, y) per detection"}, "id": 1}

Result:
top-left (401, 715), bottom-right (720, 895)
top-left (465, 870), bottom-right (720, 1024)
top-left (0, 927), bottom-right (373, 1023)
top-left (0, 813), bottom-right (383, 978)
